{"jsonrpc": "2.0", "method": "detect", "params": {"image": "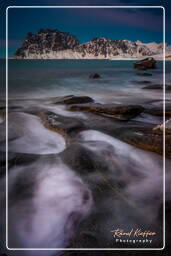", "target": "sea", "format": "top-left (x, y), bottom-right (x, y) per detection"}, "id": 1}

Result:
top-left (0, 59), bottom-right (170, 103)
top-left (0, 59), bottom-right (171, 254)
